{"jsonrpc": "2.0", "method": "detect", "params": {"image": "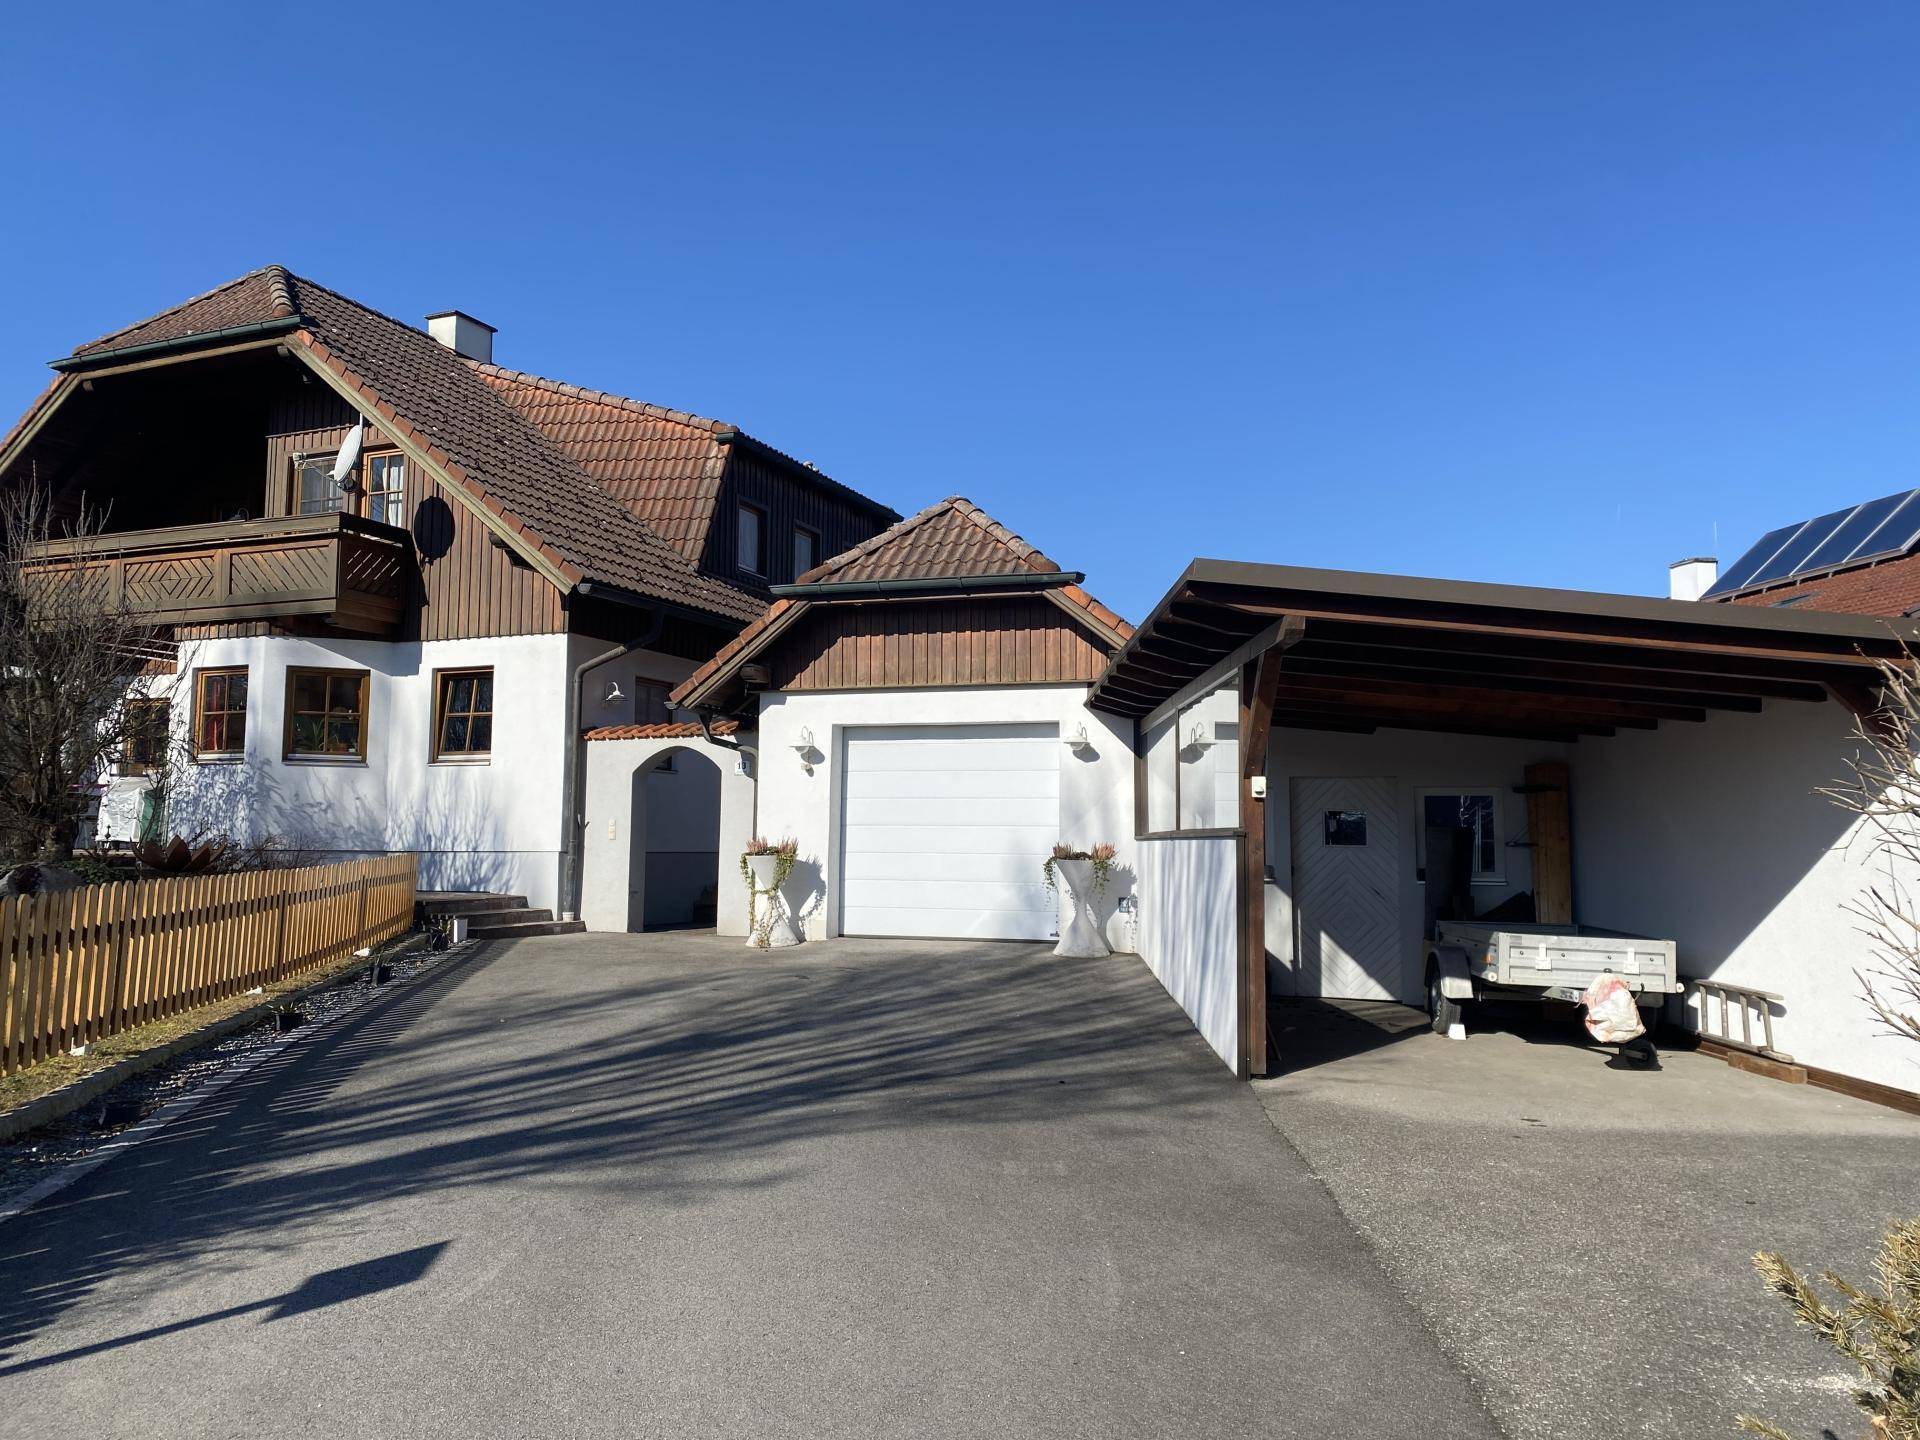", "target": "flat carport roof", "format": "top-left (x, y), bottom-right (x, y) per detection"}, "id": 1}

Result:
top-left (1088, 558), bottom-right (1920, 738)
top-left (1093, 559), bottom-right (1920, 1079)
